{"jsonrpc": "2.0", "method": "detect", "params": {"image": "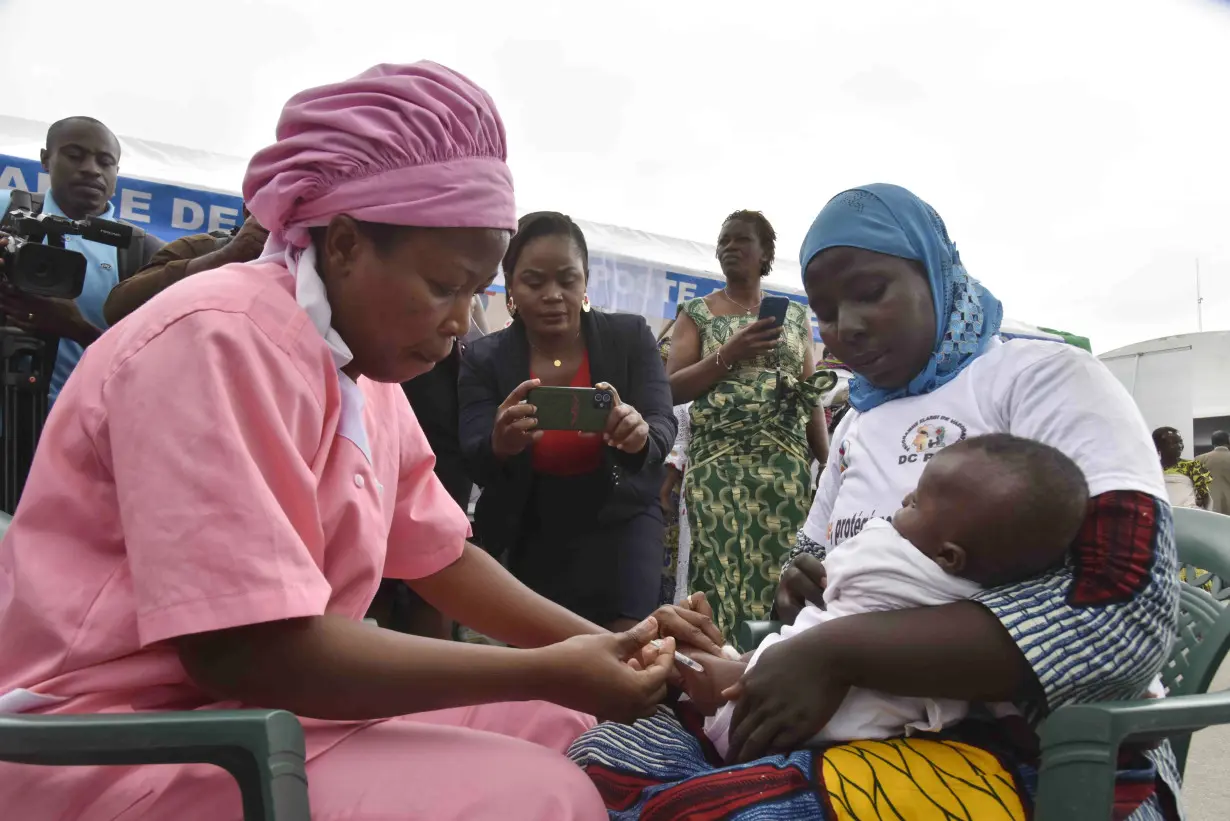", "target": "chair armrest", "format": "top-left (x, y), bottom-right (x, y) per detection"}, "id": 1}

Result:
top-left (1035, 691), bottom-right (1230, 820)
top-left (0, 709), bottom-right (309, 821)
top-left (738, 620), bottom-right (783, 651)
